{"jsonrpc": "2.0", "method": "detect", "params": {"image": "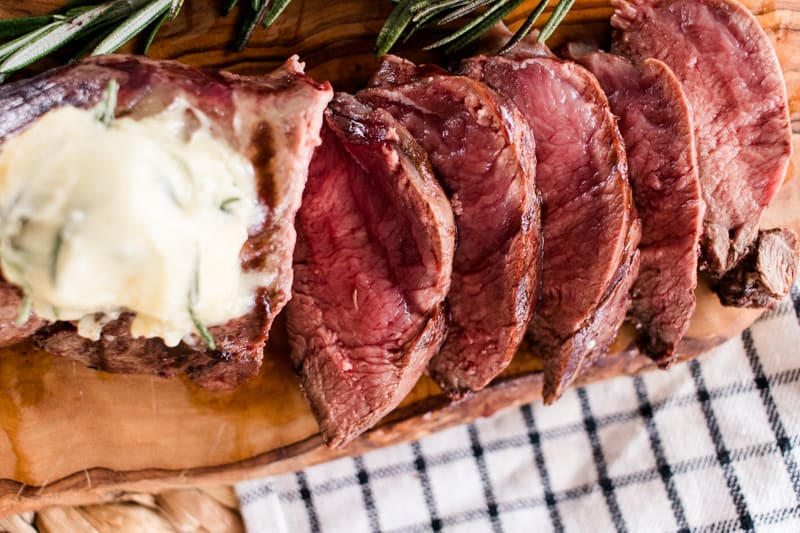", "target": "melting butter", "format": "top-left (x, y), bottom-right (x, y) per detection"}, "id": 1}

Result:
top-left (0, 102), bottom-right (262, 347)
